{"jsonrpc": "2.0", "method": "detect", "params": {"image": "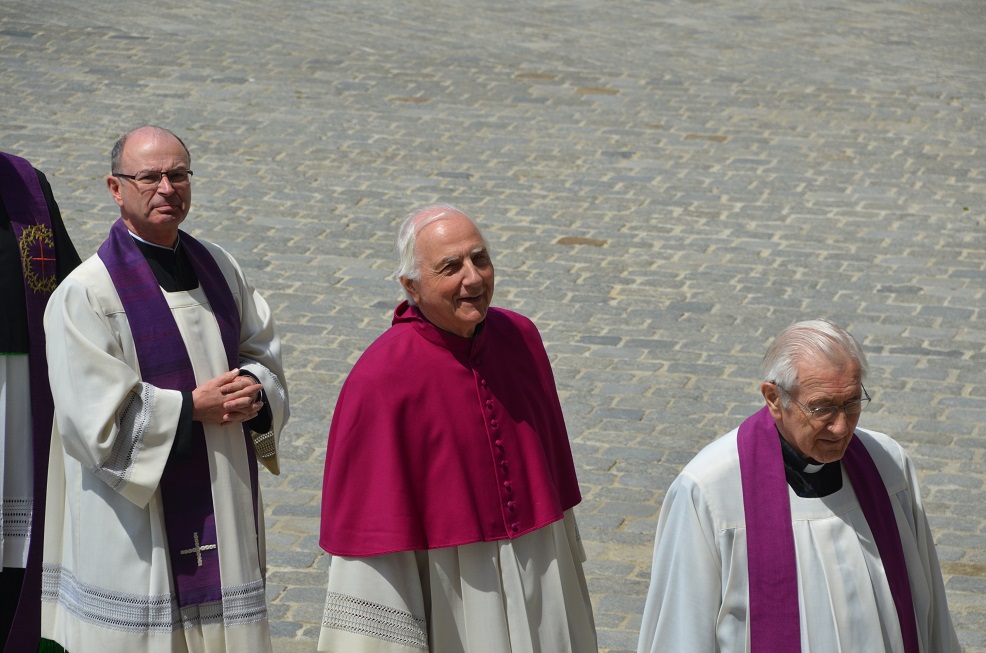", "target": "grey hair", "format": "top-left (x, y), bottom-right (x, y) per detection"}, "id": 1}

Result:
top-left (760, 319), bottom-right (869, 404)
top-left (395, 203), bottom-right (489, 294)
top-left (110, 125), bottom-right (191, 173)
